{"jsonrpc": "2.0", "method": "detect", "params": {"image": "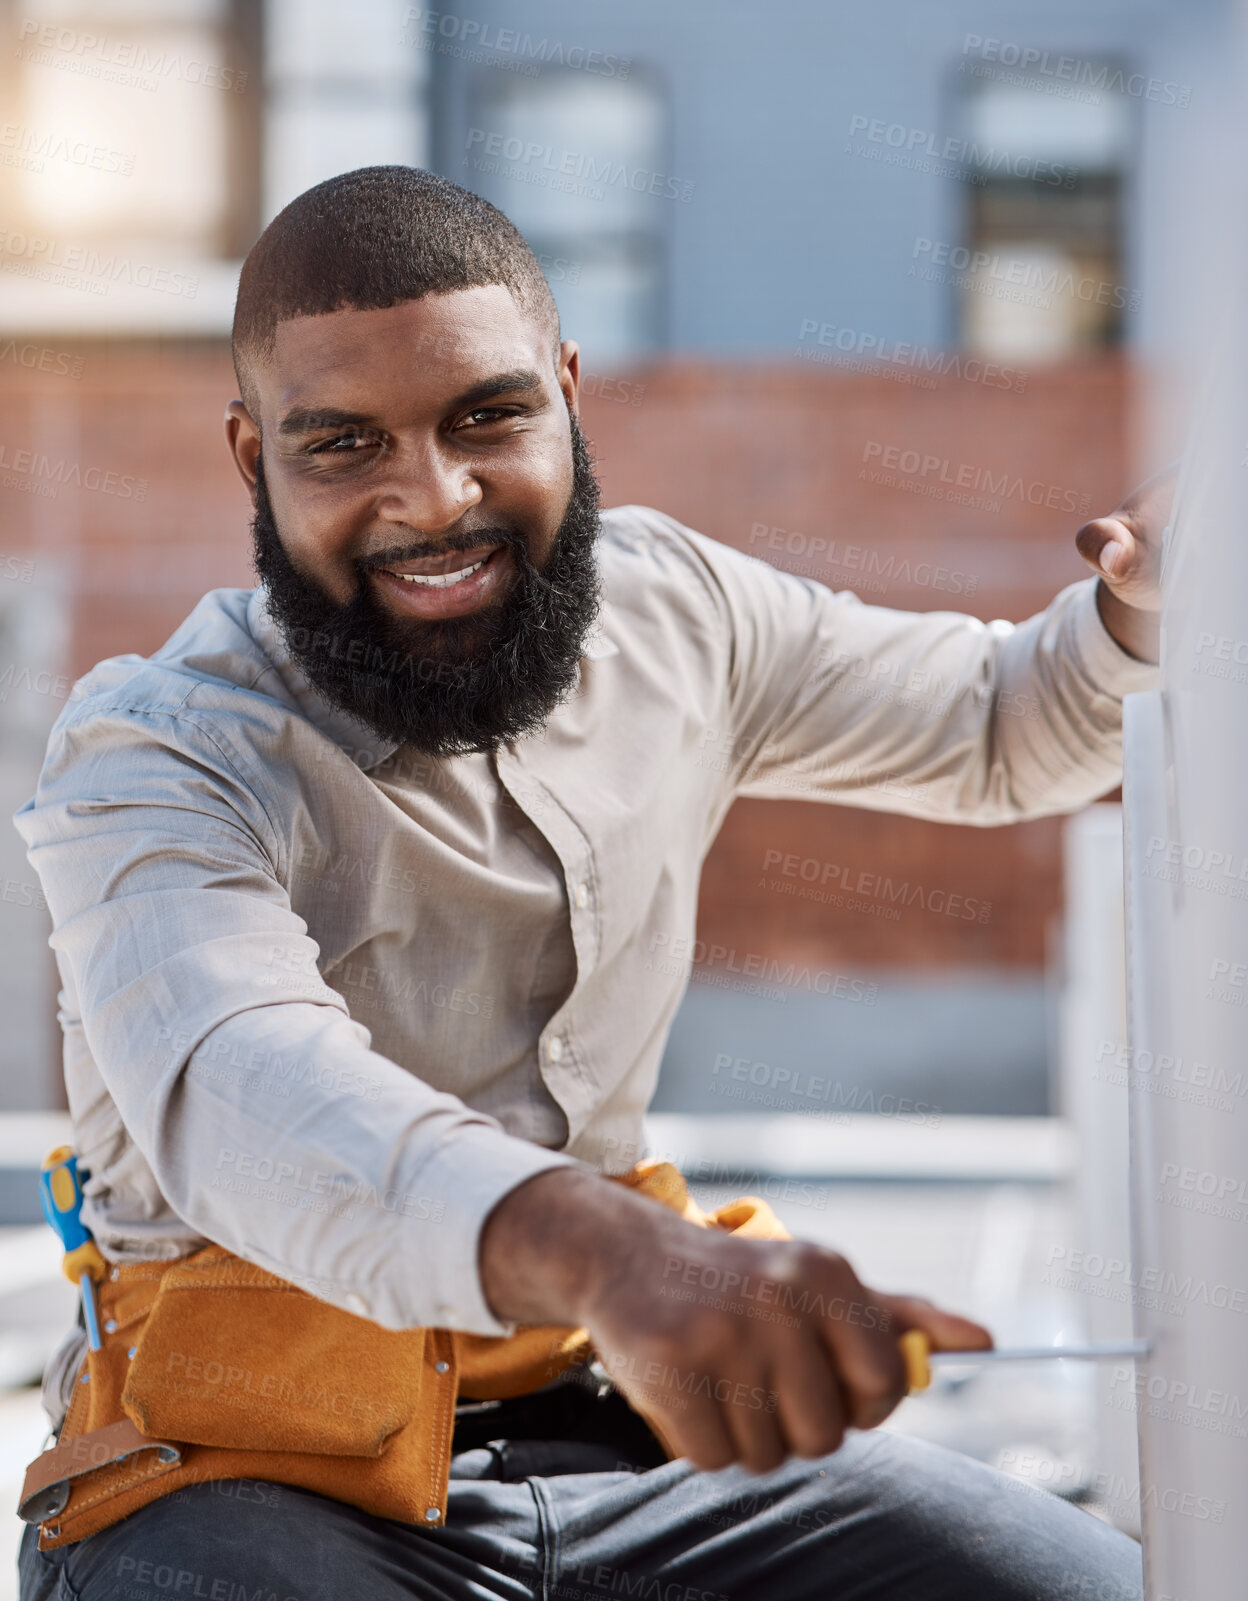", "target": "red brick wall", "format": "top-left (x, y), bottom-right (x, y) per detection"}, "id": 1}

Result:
top-left (584, 358), bottom-right (1130, 972)
top-left (0, 345), bottom-right (1129, 975)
